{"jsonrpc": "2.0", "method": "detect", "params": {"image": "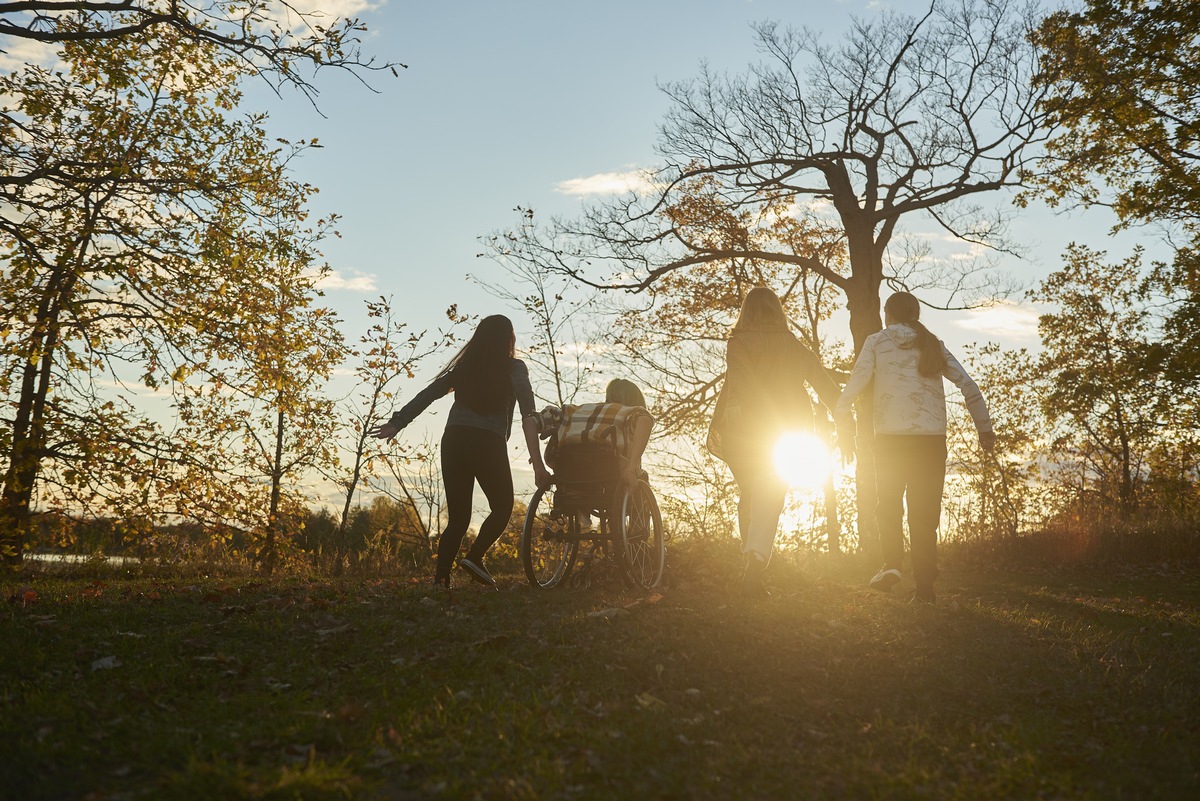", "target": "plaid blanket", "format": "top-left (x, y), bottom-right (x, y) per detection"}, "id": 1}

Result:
top-left (531, 402), bottom-right (653, 465)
